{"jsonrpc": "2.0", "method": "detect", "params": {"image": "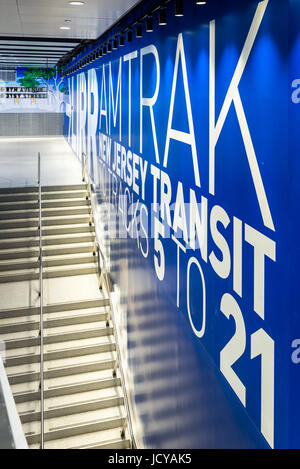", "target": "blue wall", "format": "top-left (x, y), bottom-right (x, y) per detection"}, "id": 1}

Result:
top-left (64, 0), bottom-right (300, 449)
